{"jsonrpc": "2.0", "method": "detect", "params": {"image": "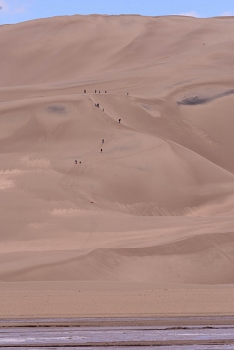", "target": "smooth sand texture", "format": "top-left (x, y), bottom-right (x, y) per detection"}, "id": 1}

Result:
top-left (2, 282), bottom-right (234, 318)
top-left (1, 15), bottom-right (234, 318)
